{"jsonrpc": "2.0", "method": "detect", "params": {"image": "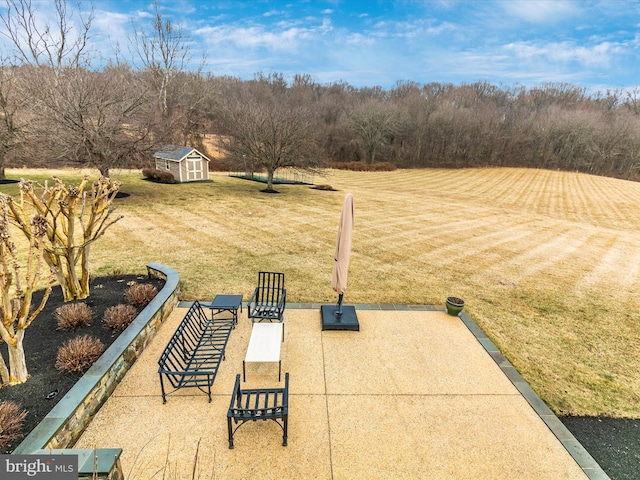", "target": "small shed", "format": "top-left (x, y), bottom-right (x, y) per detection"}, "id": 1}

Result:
top-left (153, 146), bottom-right (210, 183)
